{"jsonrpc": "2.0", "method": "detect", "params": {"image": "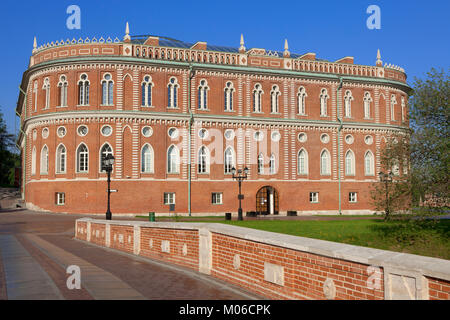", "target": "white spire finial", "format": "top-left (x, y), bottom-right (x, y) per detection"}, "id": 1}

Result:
top-left (284, 39), bottom-right (289, 51)
top-left (376, 48), bottom-right (382, 66)
top-left (32, 36), bottom-right (37, 53)
top-left (239, 33), bottom-right (245, 52)
top-left (124, 22), bottom-right (131, 41)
